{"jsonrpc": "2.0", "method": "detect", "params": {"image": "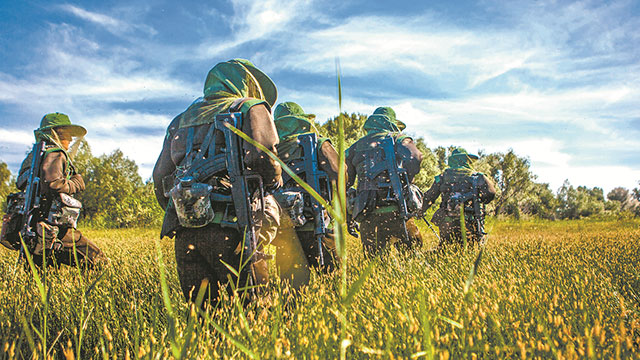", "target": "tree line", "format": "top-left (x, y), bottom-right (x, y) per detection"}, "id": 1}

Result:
top-left (1, 112), bottom-right (638, 227)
